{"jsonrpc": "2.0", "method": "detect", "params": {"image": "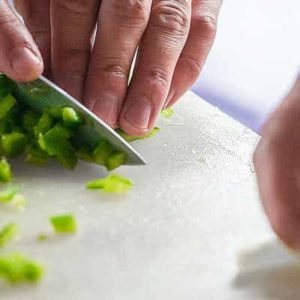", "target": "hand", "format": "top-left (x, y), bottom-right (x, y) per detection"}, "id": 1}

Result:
top-left (254, 76), bottom-right (300, 252)
top-left (1, 0), bottom-right (222, 135)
